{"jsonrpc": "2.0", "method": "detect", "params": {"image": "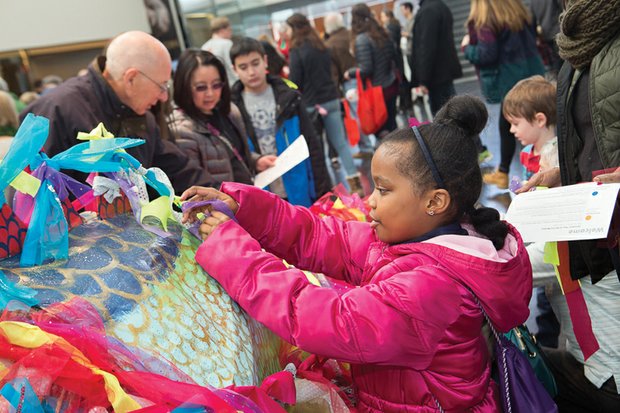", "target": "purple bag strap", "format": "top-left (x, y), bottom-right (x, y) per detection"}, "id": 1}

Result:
top-left (467, 289), bottom-right (513, 413)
